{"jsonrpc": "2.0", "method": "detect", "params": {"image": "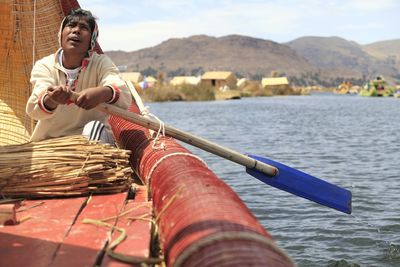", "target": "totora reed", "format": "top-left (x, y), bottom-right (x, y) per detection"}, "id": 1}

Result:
top-left (0, 135), bottom-right (133, 198)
